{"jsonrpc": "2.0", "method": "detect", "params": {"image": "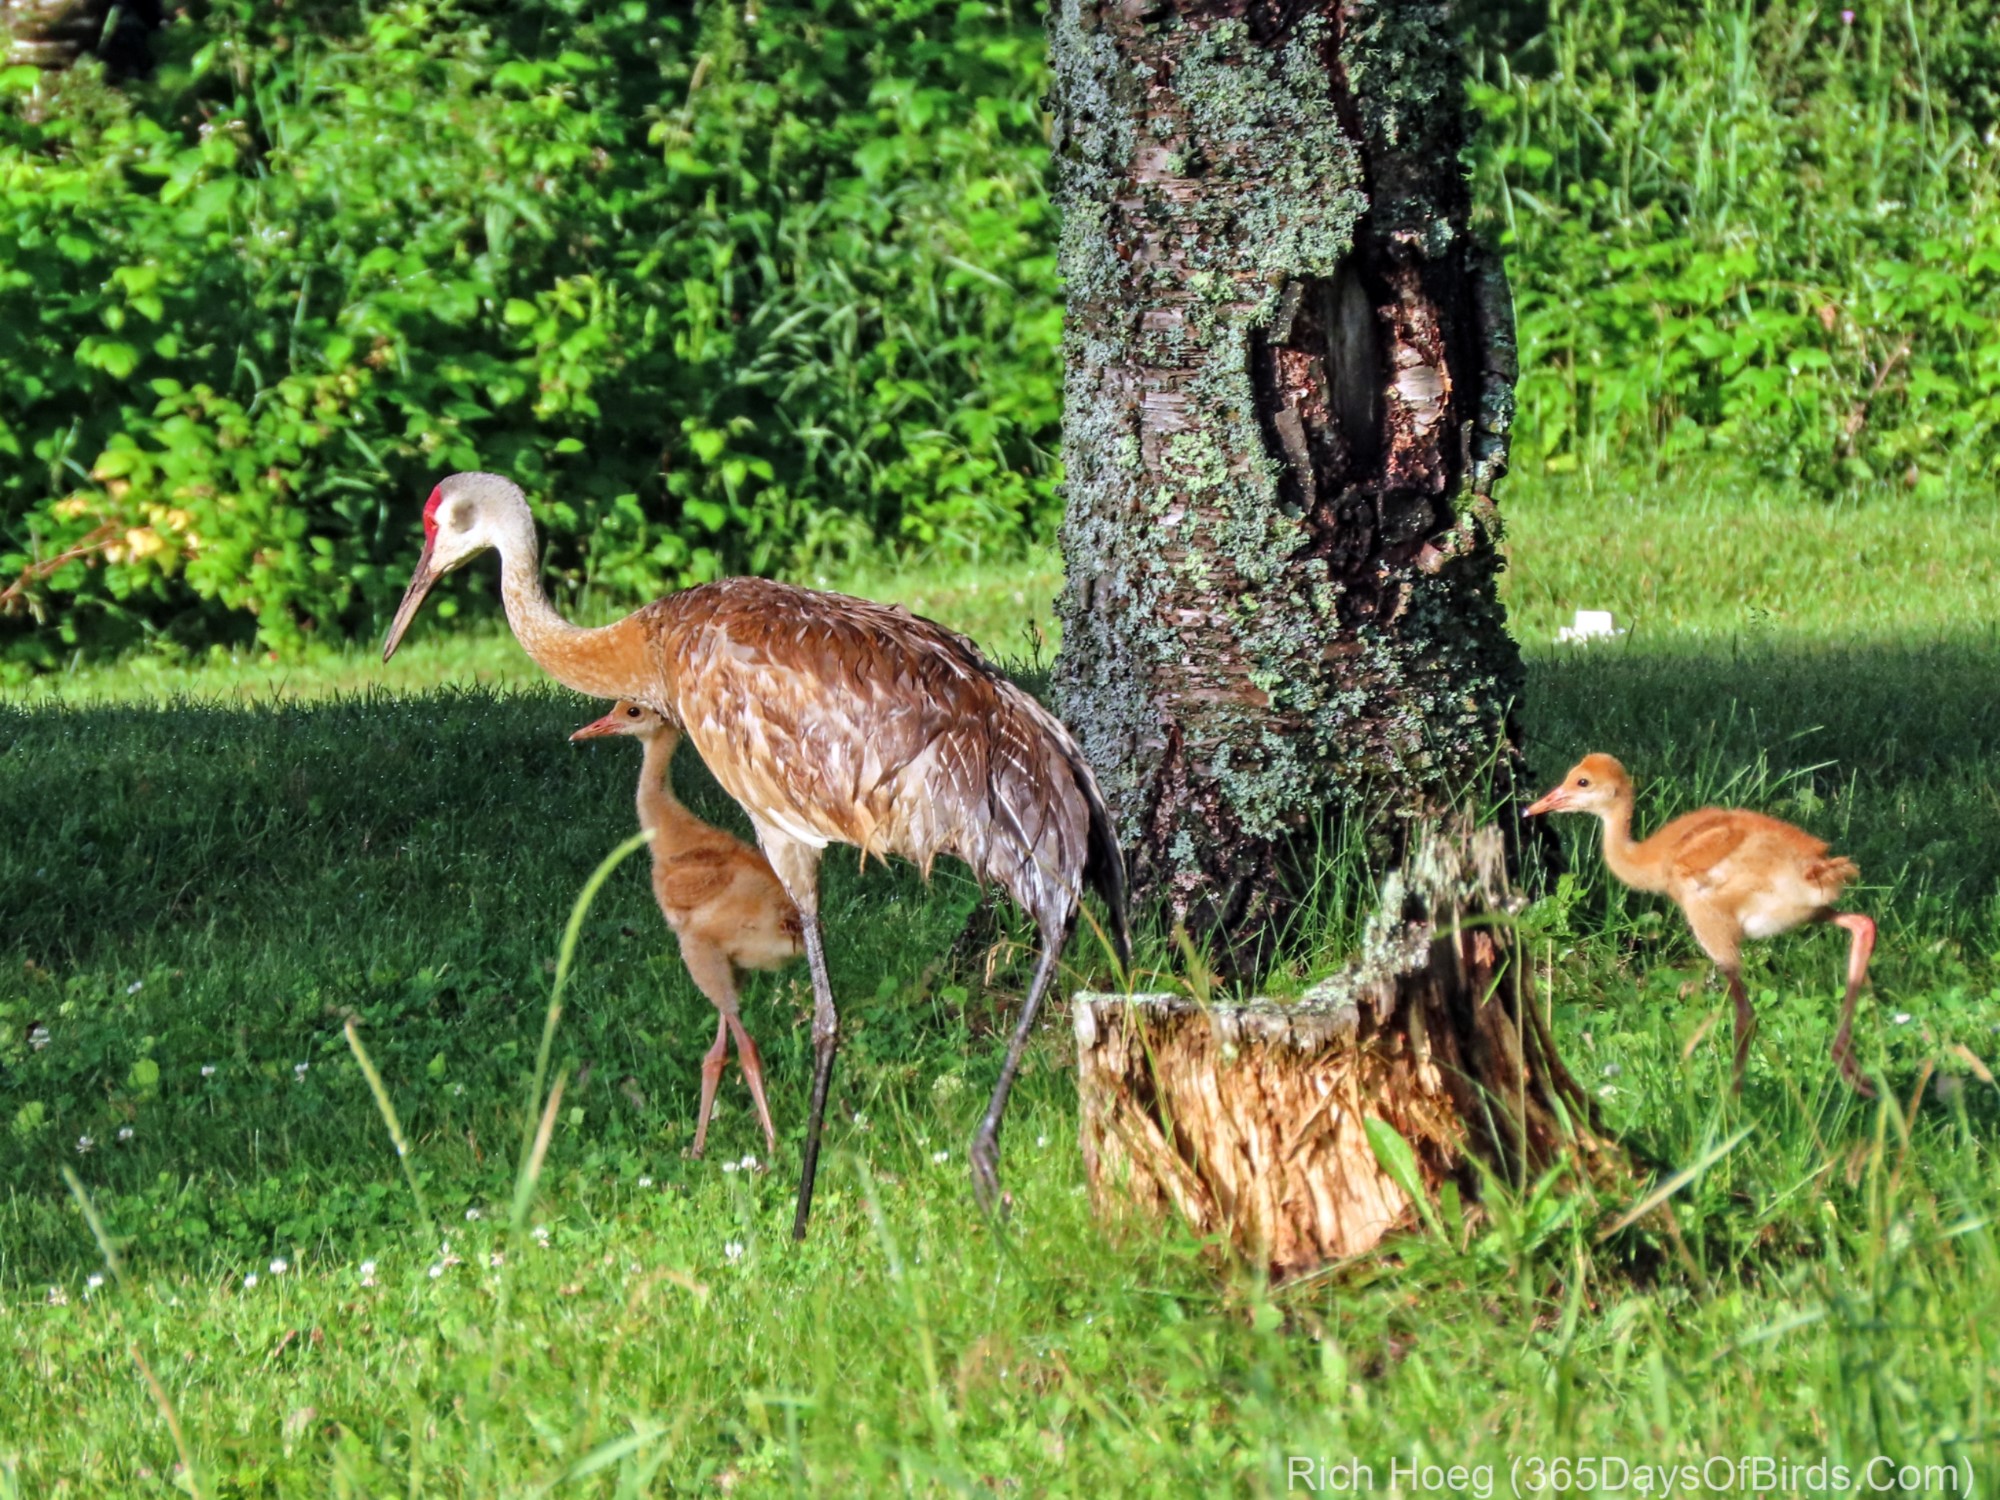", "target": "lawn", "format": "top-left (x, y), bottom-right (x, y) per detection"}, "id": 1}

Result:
top-left (2, 473), bottom-right (1997, 1494)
